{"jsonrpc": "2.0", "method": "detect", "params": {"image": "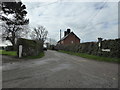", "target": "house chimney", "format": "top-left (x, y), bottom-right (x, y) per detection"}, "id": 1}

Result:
top-left (64, 31), bottom-right (67, 36)
top-left (67, 29), bottom-right (71, 34)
